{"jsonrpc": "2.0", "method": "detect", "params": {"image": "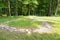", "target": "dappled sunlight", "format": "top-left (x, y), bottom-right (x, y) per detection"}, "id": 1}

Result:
top-left (27, 16), bottom-right (37, 19)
